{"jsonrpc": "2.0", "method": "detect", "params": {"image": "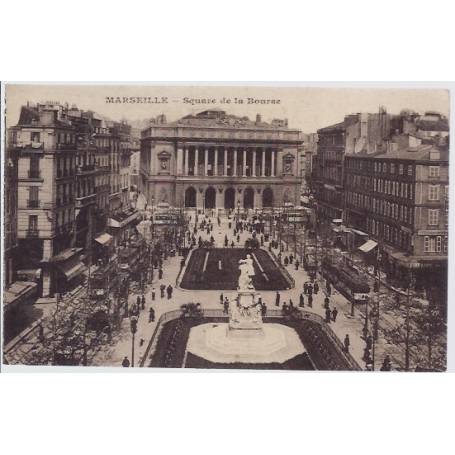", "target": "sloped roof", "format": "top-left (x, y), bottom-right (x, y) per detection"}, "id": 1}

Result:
top-left (317, 121), bottom-right (345, 134)
top-left (365, 144), bottom-right (448, 162)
